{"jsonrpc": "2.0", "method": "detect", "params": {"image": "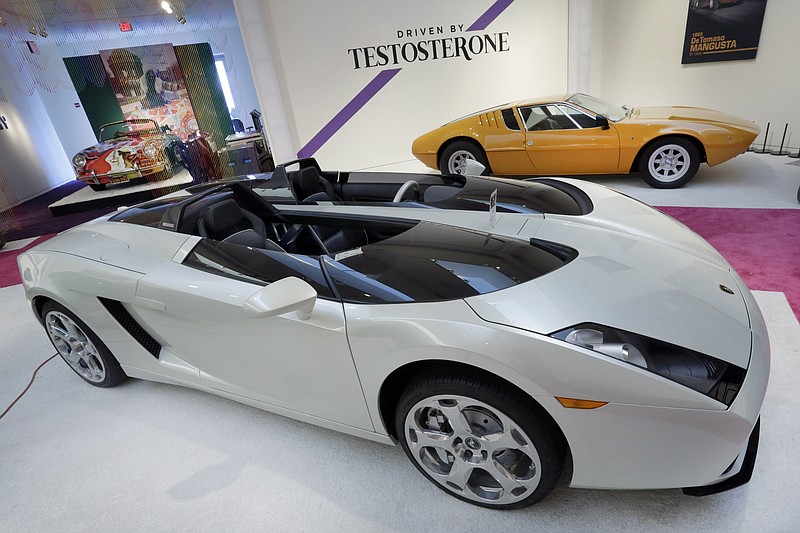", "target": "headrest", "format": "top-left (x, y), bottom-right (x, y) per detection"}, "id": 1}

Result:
top-left (202, 200), bottom-right (243, 235)
top-left (296, 166), bottom-right (323, 198)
